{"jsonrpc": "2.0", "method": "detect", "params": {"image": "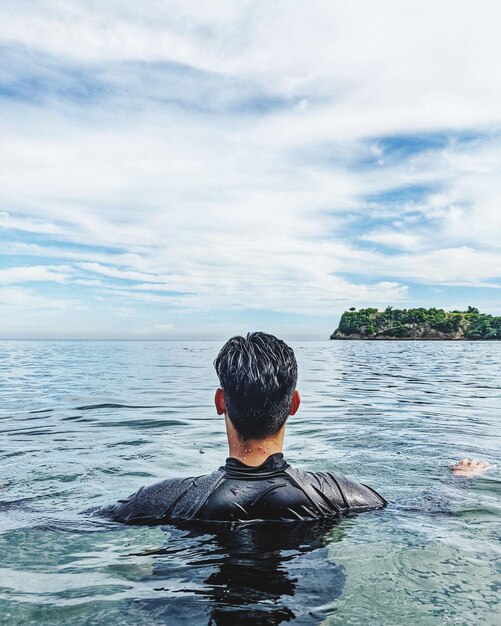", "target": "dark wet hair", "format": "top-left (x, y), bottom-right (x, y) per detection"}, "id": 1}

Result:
top-left (214, 332), bottom-right (298, 440)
